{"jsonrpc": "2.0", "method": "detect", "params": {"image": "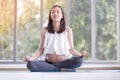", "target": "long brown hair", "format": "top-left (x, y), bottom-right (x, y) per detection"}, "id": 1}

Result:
top-left (46, 5), bottom-right (66, 33)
